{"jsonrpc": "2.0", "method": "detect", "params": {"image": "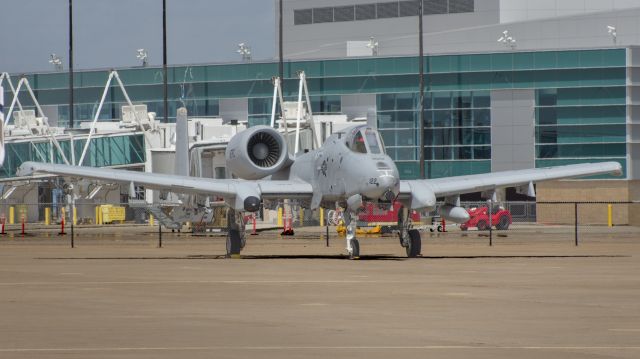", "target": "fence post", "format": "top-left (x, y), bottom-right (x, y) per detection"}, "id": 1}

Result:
top-left (325, 208), bottom-right (329, 247)
top-left (158, 223), bottom-right (162, 248)
top-left (488, 199), bottom-right (493, 246)
top-left (574, 202), bottom-right (578, 246)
